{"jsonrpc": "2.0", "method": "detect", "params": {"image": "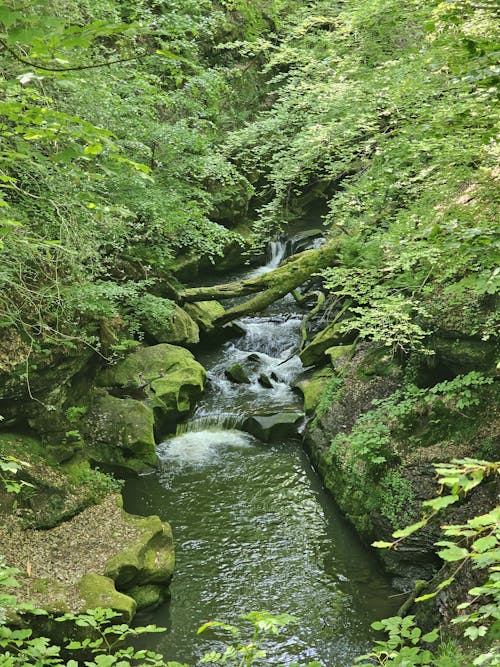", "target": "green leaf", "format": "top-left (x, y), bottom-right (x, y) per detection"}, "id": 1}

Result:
top-left (421, 628), bottom-right (439, 642)
top-left (437, 545), bottom-right (469, 562)
top-left (392, 520), bottom-right (427, 539)
top-left (415, 592), bottom-right (437, 602)
top-left (422, 494), bottom-right (459, 511)
top-left (472, 536), bottom-right (497, 553)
